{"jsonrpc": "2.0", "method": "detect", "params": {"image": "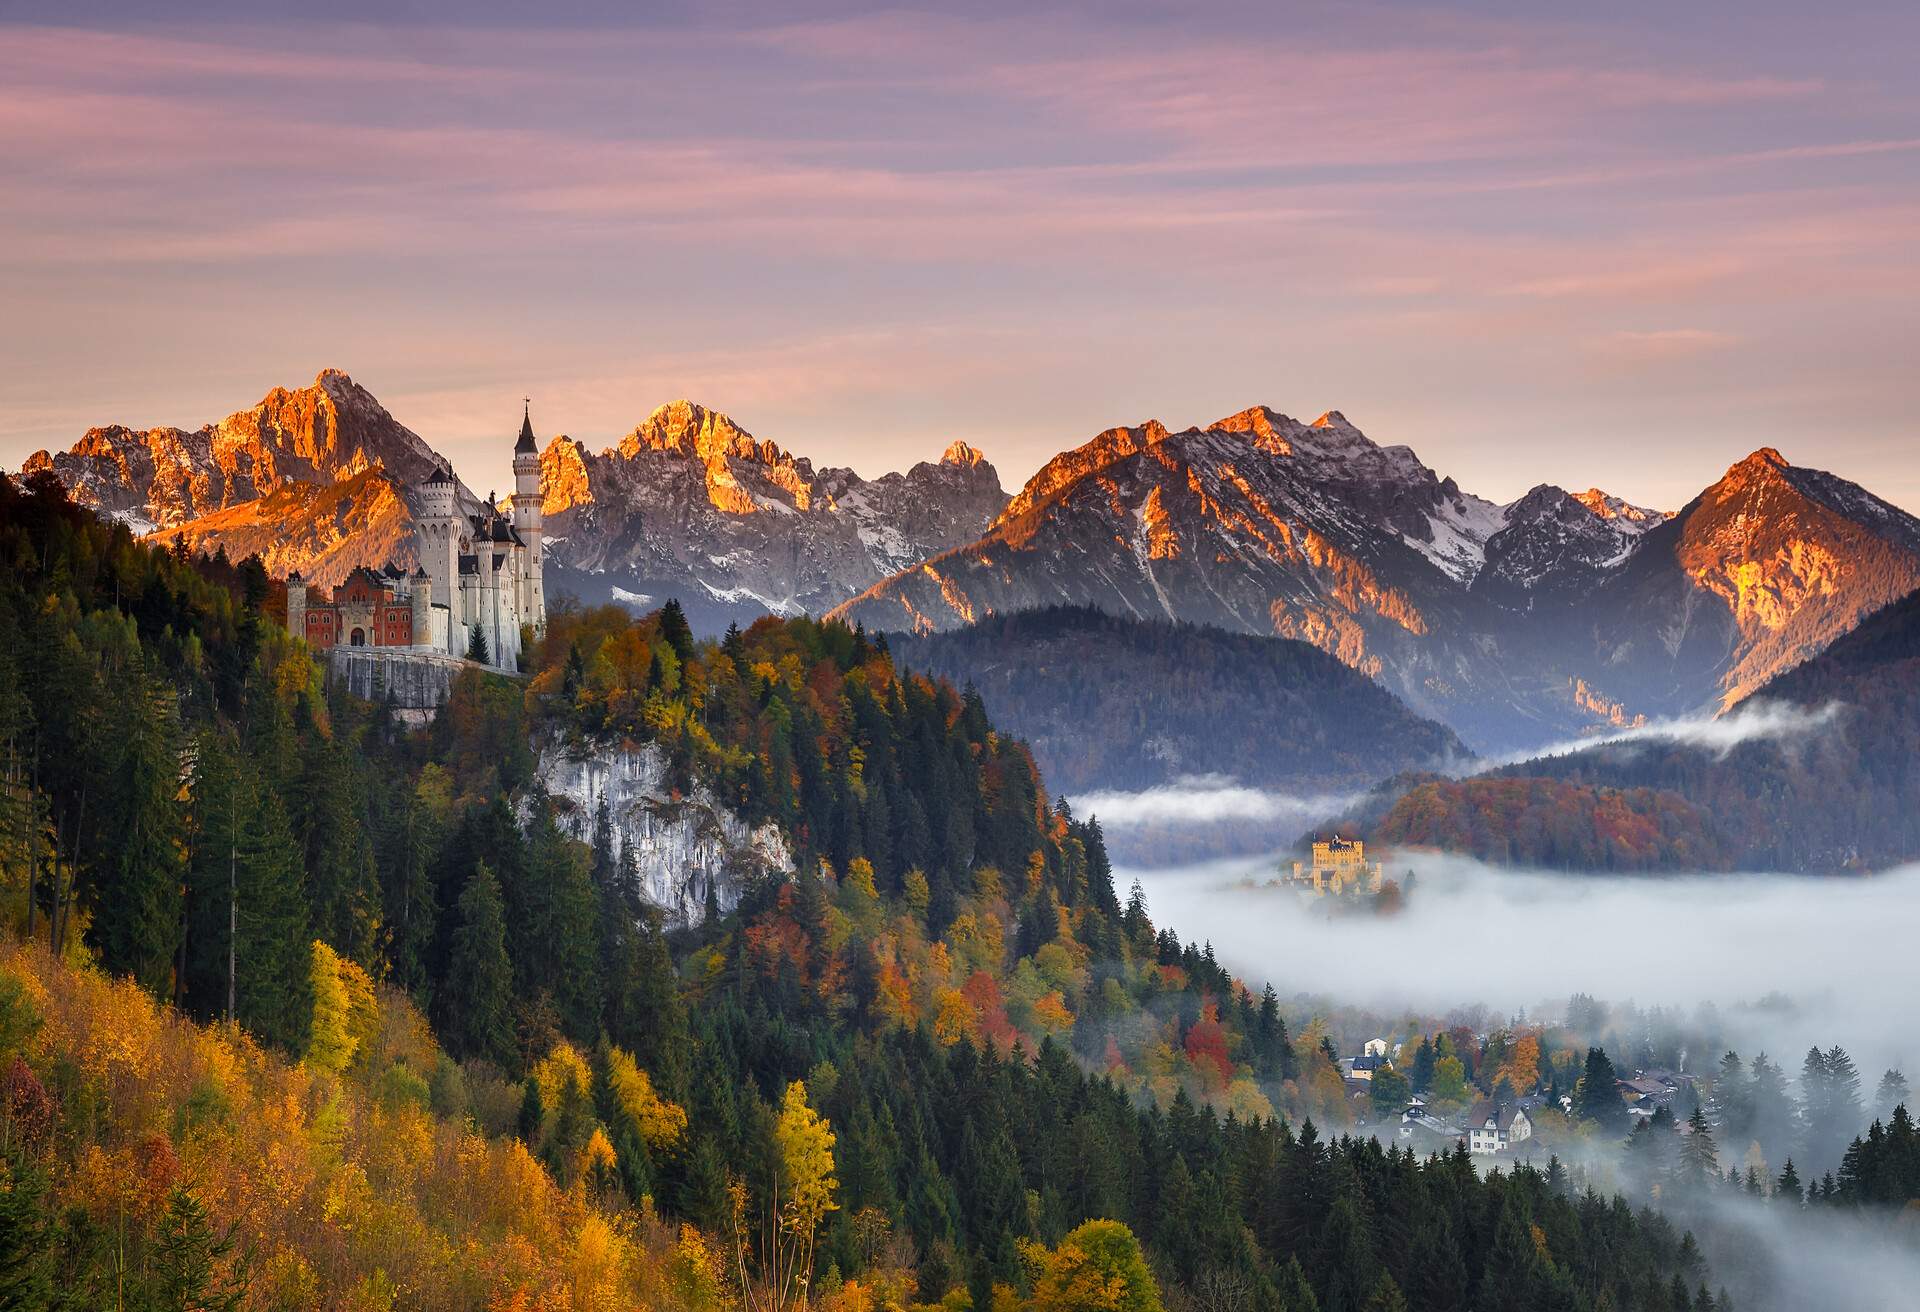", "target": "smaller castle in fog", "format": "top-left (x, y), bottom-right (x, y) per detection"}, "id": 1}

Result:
top-left (287, 405), bottom-right (546, 670)
top-left (1287, 835), bottom-right (1385, 897)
